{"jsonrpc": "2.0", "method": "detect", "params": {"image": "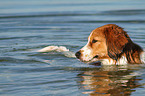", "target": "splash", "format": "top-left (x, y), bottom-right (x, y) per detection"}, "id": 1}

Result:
top-left (38, 46), bottom-right (76, 58)
top-left (37, 46), bottom-right (145, 64)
